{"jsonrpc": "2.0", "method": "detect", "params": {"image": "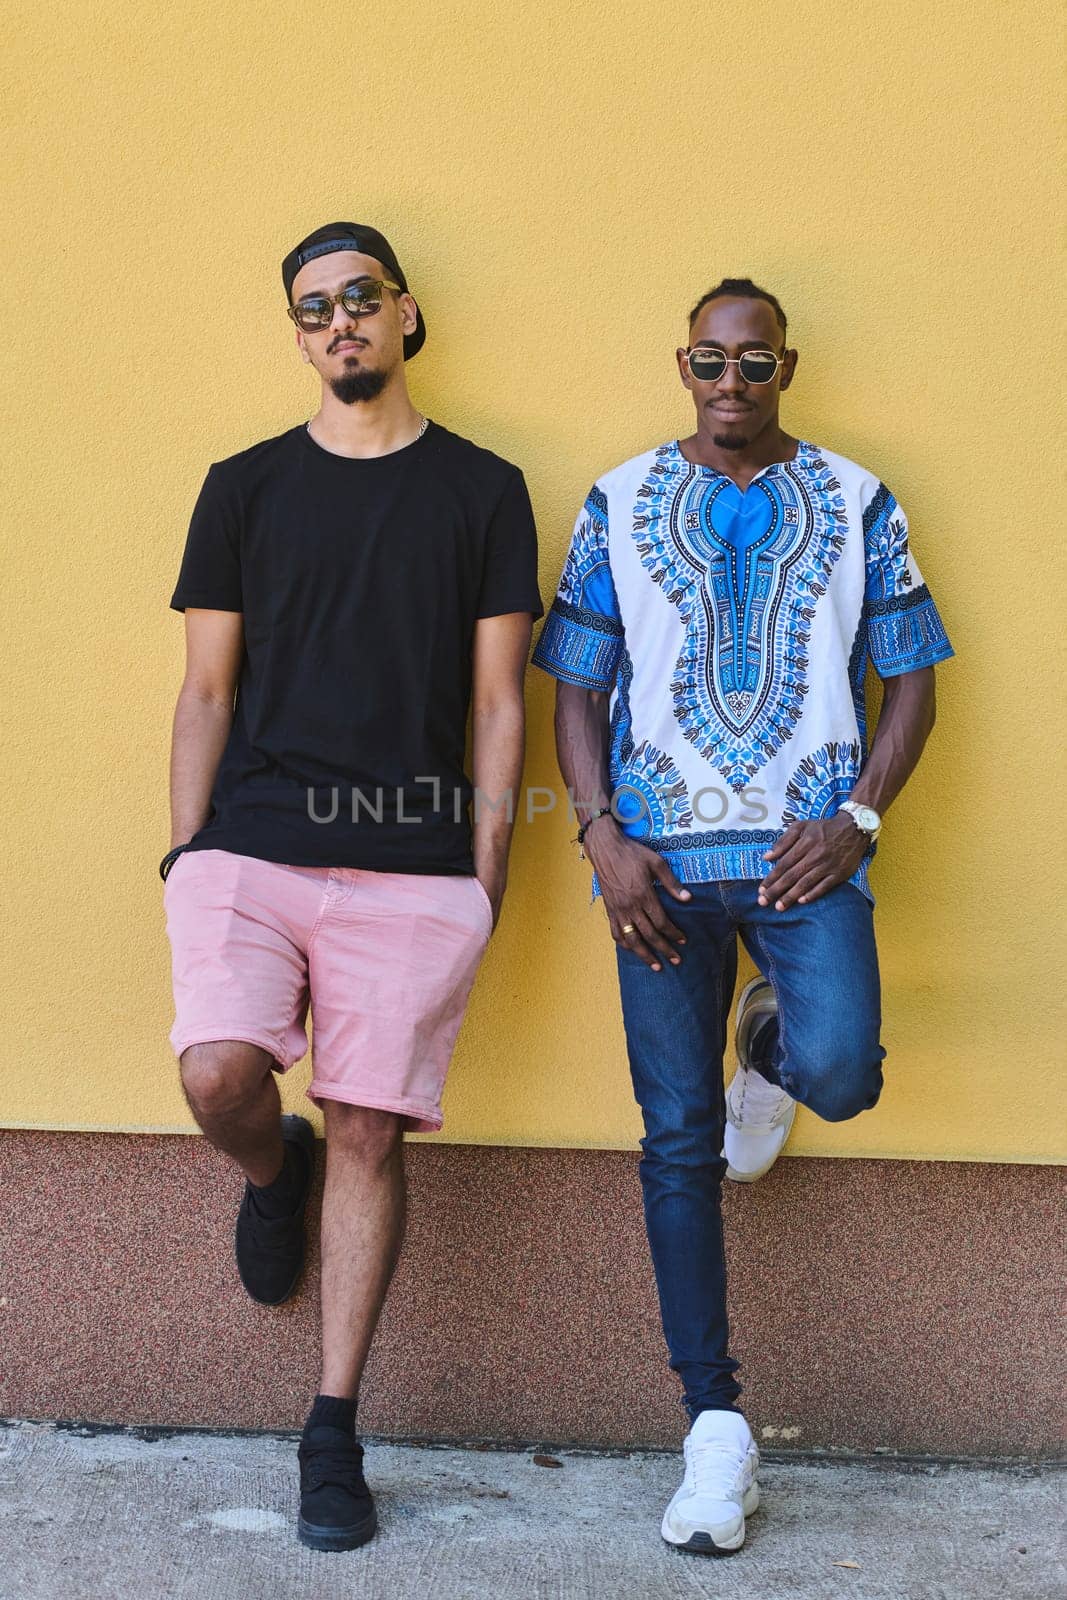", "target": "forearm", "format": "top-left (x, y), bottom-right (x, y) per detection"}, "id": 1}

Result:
top-left (471, 696), bottom-right (525, 888)
top-left (757, 666), bottom-right (939, 910)
top-left (554, 679), bottom-right (690, 966)
top-left (554, 681), bottom-right (615, 826)
top-left (850, 666), bottom-right (937, 816)
top-left (169, 688), bottom-right (234, 849)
